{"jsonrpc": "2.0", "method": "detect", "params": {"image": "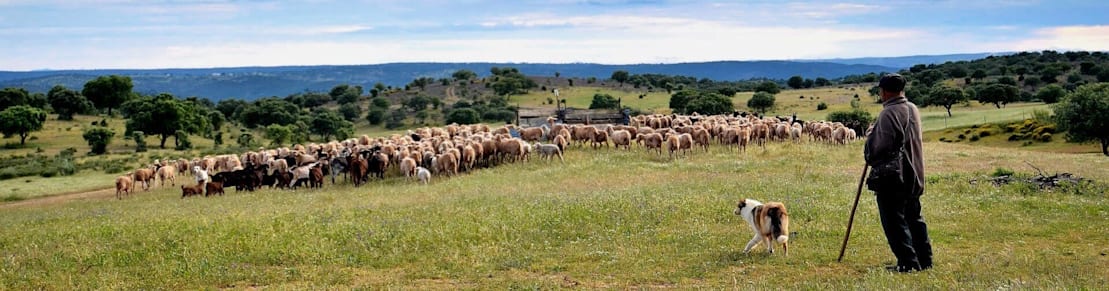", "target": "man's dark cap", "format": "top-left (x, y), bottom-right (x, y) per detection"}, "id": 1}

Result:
top-left (878, 73), bottom-right (906, 92)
